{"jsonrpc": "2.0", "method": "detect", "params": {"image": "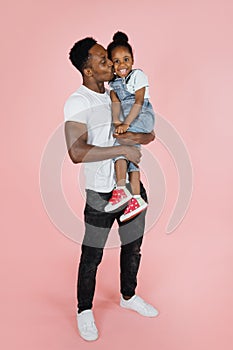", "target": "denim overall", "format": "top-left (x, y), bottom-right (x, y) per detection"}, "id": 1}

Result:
top-left (110, 72), bottom-right (155, 172)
